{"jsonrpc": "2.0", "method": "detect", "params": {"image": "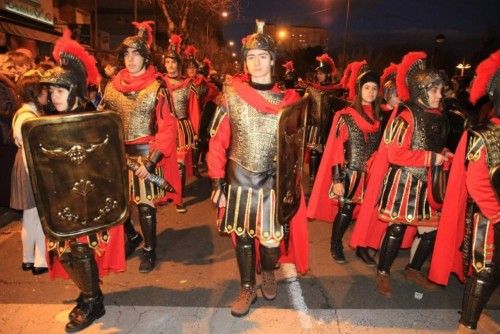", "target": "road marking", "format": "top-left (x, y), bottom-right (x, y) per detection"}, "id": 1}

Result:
top-left (280, 263), bottom-right (313, 329)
